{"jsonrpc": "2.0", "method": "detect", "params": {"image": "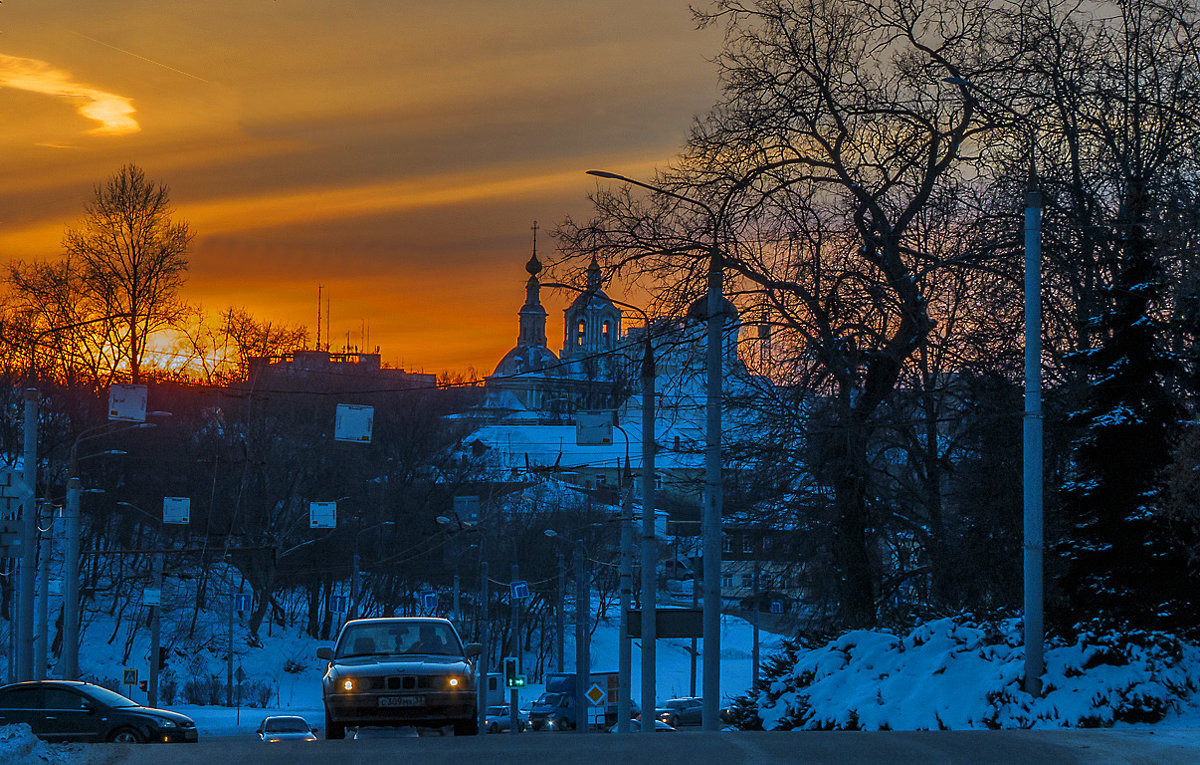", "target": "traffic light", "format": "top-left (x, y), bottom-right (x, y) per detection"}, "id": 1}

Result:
top-left (138, 680), bottom-right (148, 692)
top-left (158, 647), bottom-right (169, 670)
top-left (503, 657), bottom-right (524, 688)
